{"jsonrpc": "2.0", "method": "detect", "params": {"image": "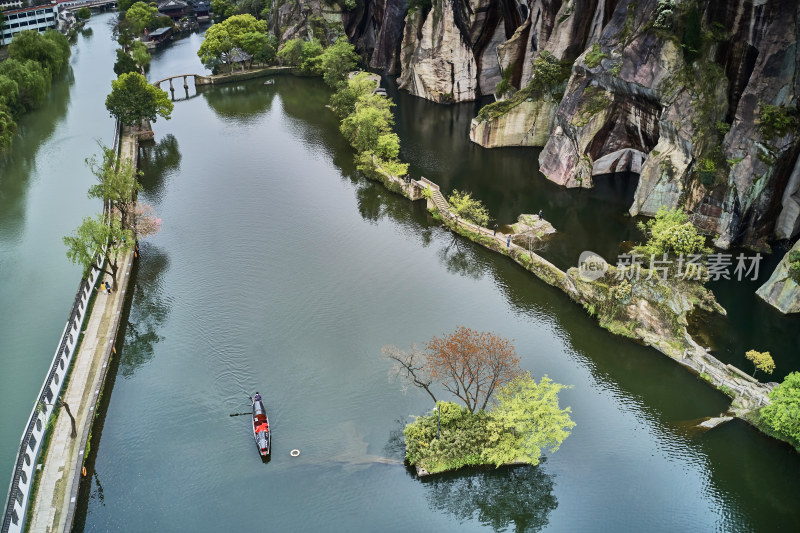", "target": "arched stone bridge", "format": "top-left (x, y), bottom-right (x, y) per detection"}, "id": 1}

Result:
top-left (152, 74), bottom-right (213, 90)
